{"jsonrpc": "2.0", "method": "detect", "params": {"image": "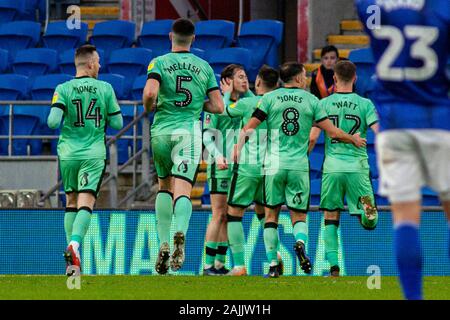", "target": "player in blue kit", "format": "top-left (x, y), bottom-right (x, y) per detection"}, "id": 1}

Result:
top-left (356, 0), bottom-right (450, 300)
